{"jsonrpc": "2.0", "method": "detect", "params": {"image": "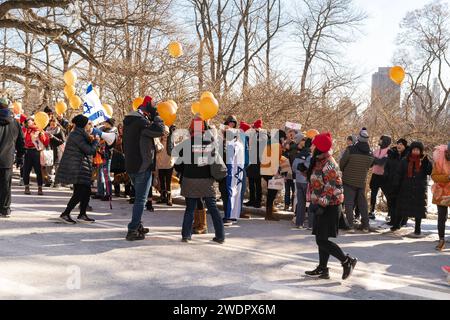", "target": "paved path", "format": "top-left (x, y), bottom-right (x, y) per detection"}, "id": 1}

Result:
top-left (1, 178), bottom-right (449, 300)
